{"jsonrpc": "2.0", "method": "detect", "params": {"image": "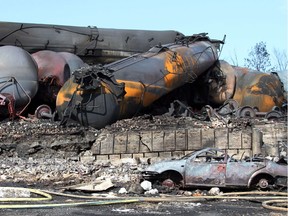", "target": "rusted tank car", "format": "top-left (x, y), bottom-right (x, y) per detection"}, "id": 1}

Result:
top-left (0, 21), bottom-right (183, 64)
top-left (232, 67), bottom-right (285, 112)
top-left (31, 50), bottom-right (86, 105)
top-left (56, 34), bottom-right (220, 128)
top-left (207, 60), bottom-right (286, 113)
